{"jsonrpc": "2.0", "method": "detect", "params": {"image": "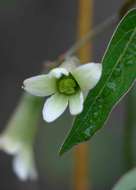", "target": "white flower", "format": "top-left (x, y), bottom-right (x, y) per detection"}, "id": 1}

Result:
top-left (23, 57), bottom-right (102, 122)
top-left (0, 94), bottom-right (41, 181)
top-left (13, 145), bottom-right (37, 181)
top-left (0, 136), bottom-right (37, 181)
